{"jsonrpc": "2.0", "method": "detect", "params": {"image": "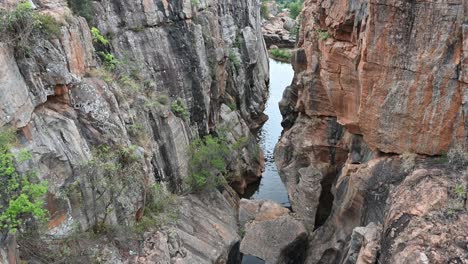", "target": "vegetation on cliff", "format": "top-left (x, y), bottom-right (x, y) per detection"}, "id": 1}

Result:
top-left (0, 2), bottom-right (61, 54)
top-left (0, 129), bottom-right (48, 235)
